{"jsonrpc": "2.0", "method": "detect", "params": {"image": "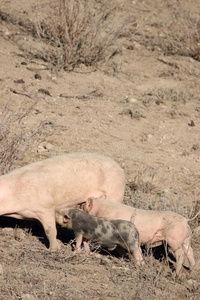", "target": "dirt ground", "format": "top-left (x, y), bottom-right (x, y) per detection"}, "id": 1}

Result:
top-left (0, 0), bottom-right (200, 299)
